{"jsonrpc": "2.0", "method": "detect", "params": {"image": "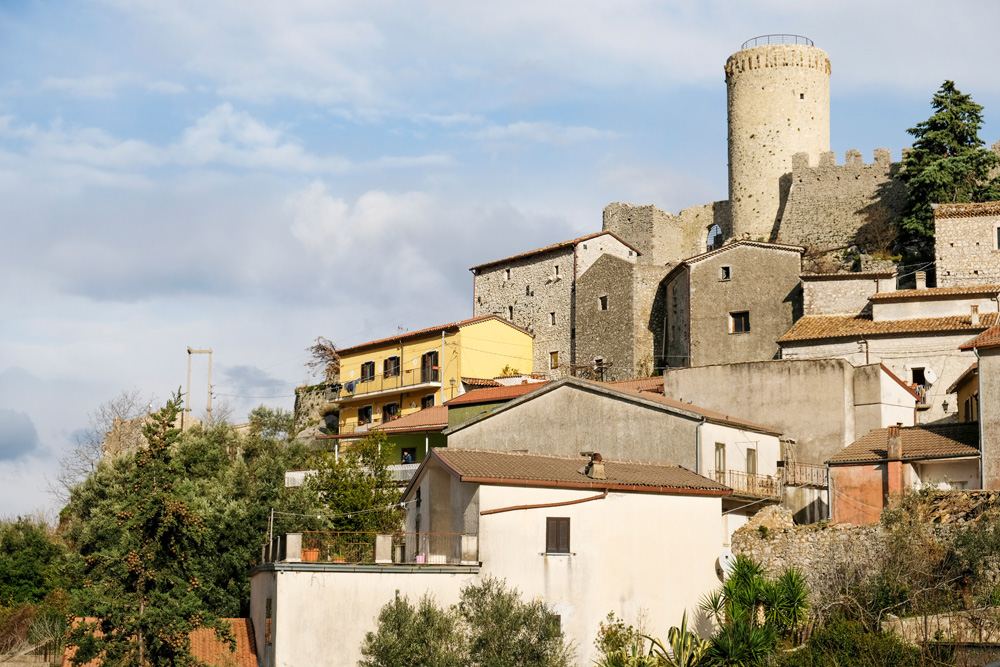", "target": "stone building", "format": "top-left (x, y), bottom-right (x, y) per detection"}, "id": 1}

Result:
top-left (469, 231), bottom-right (640, 378)
top-left (935, 201), bottom-right (1000, 287)
top-left (958, 325), bottom-right (1000, 490)
top-left (662, 240), bottom-right (804, 368)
